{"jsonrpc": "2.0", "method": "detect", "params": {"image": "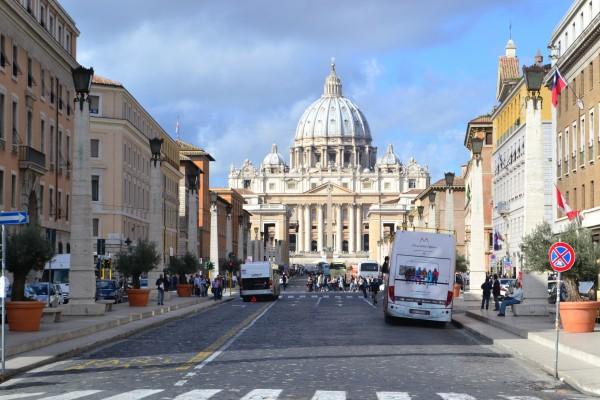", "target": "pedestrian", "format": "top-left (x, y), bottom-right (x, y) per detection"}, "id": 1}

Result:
top-left (282, 273), bottom-right (287, 290)
top-left (370, 276), bottom-right (380, 304)
top-left (360, 276), bottom-right (367, 298)
top-left (338, 275), bottom-right (344, 292)
top-left (194, 274), bottom-right (201, 296)
top-left (381, 256), bottom-right (390, 275)
top-left (481, 276), bottom-right (492, 310)
top-left (156, 274), bottom-right (165, 306)
top-left (498, 281), bottom-right (523, 316)
top-left (492, 274), bottom-right (501, 311)
top-left (212, 276), bottom-right (220, 301)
